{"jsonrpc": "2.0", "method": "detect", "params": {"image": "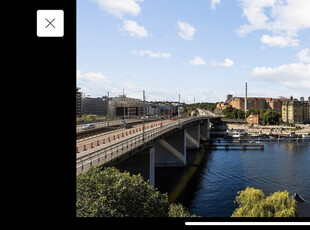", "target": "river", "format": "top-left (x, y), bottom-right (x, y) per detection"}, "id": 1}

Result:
top-left (155, 138), bottom-right (310, 217)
